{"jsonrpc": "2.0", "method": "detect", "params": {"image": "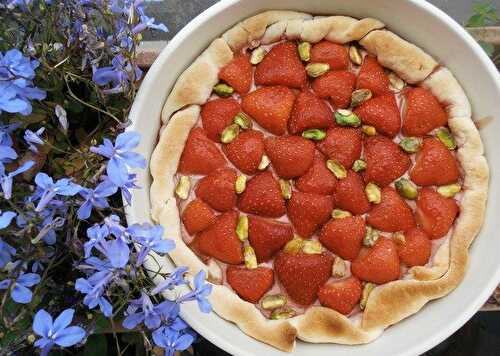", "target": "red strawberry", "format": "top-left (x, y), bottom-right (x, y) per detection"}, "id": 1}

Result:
top-left (264, 136), bottom-right (315, 179)
top-left (296, 151), bottom-right (337, 195)
top-left (241, 86), bottom-right (295, 135)
top-left (248, 216), bottom-right (294, 262)
top-left (254, 41), bottom-right (307, 88)
top-left (274, 251), bottom-right (334, 305)
top-left (222, 130), bottom-right (264, 175)
top-left (219, 55), bottom-right (253, 94)
top-left (415, 188), bottom-right (459, 239)
top-left (403, 87), bottom-right (447, 136)
top-left (181, 199), bottom-right (217, 235)
top-left (333, 171), bottom-right (371, 215)
top-left (193, 211), bottom-right (243, 264)
top-left (351, 238), bottom-right (400, 284)
top-left (310, 41), bottom-right (349, 71)
top-left (318, 277), bottom-right (362, 315)
top-left (396, 228), bottom-right (432, 267)
top-left (364, 135), bottom-right (411, 187)
top-left (356, 56), bottom-right (391, 96)
top-left (319, 216), bottom-right (365, 261)
top-left (317, 127), bottom-right (362, 168)
top-left (238, 172), bottom-right (286, 218)
top-left (195, 168), bottom-right (237, 212)
top-left (288, 90), bottom-right (333, 134)
top-left (226, 266), bottom-right (274, 303)
top-left (410, 138), bottom-right (460, 186)
top-left (367, 187), bottom-right (416, 232)
top-left (312, 70), bottom-right (356, 109)
top-left (354, 94), bottom-right (401, 137)
top-left (287, 191), bottom-right (334, 238)
top-left (178, 128), bottom-right (227, 175)
top-left (201, 98), bottom-right (241, 142)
